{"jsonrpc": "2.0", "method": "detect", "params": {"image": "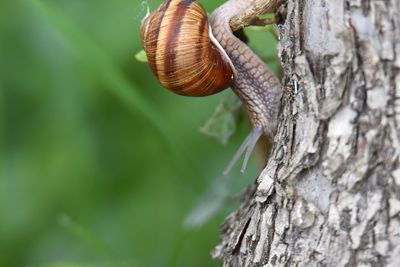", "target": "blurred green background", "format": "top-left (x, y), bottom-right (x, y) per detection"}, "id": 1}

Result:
top-left (0, 0), bottom-right (277, 266)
